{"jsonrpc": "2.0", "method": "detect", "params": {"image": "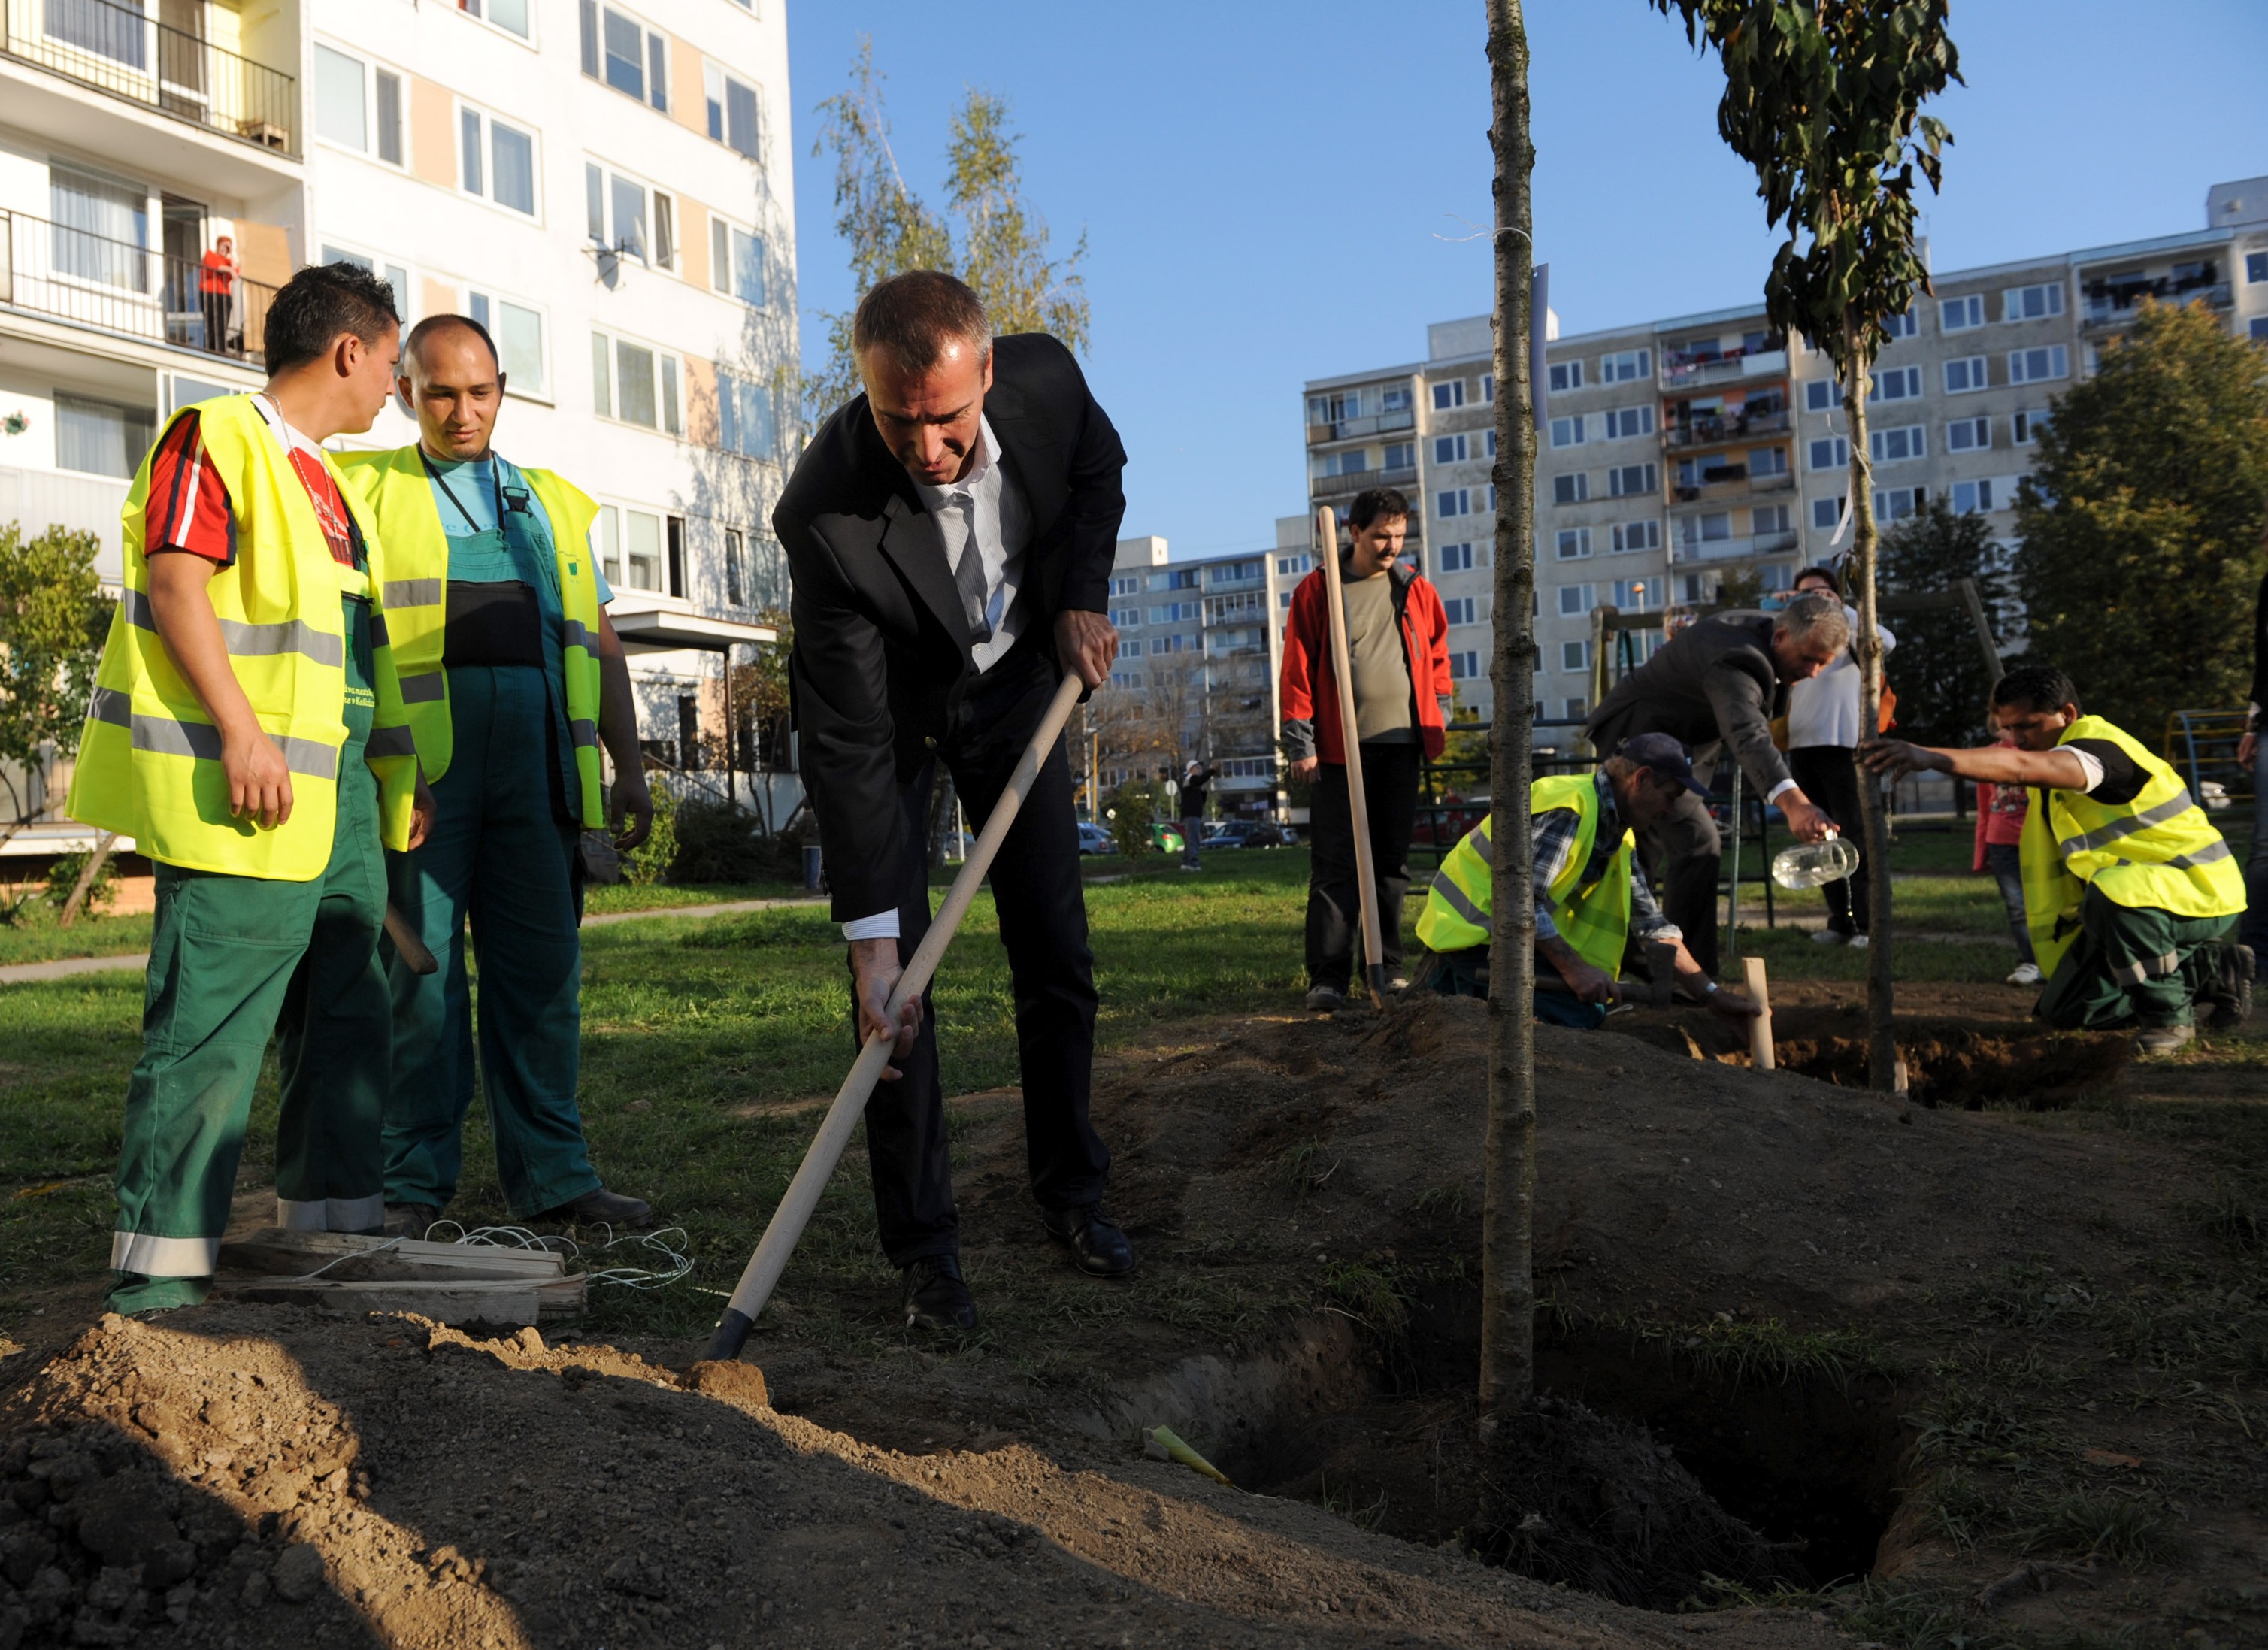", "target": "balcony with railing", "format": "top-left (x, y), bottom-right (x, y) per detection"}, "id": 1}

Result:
top-left (1309, 464), bottom-right (1419, 499)
top-left (1305, 407), bottom-right (1416, 445)
top-left (2, 0), bottom-right (297, 156)
top-left (2079, 268), bottom-right (2233, 329)
top-left (1659, 335), bottom-right (1788, 388)
top-left (1668, 527), bottom-right (1801, 565)
top-left (1, 208), bottom-right (279, 362)
top-left (1661, 407), bottom-right (1792, 450)
top-left (1670, 459), bottom-right (1795, 503)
